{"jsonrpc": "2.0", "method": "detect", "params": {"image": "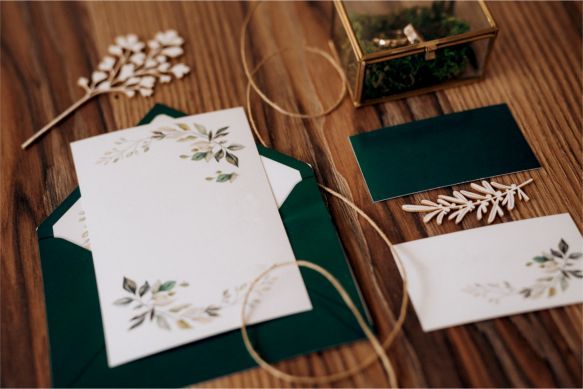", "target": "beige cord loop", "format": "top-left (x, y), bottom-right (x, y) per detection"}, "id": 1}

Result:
top-left (241, 261), bottom-right (398, 387)
top-left (240, 2), bottom-right (347, 119)
top-left (240, 1), bottom-right (409, 387)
